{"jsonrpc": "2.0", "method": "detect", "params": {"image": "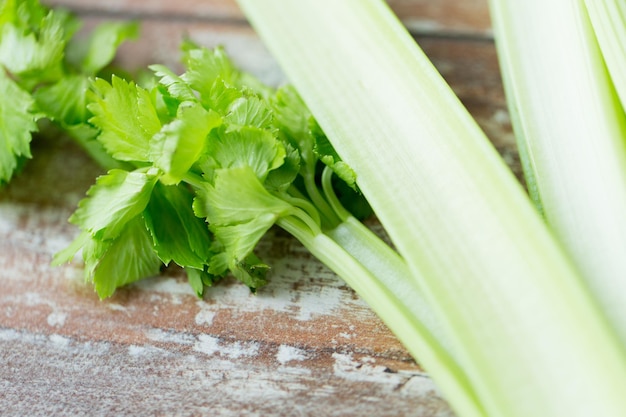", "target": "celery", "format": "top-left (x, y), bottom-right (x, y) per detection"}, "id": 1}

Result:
top-left (585, 0), bottom-right (626, 109)
top-left (489, 0), bottom-right (626, 345)
top-left (236, 0), bottom-right (626, 416)
top-left (0, 0), bottom-right (138, 184)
